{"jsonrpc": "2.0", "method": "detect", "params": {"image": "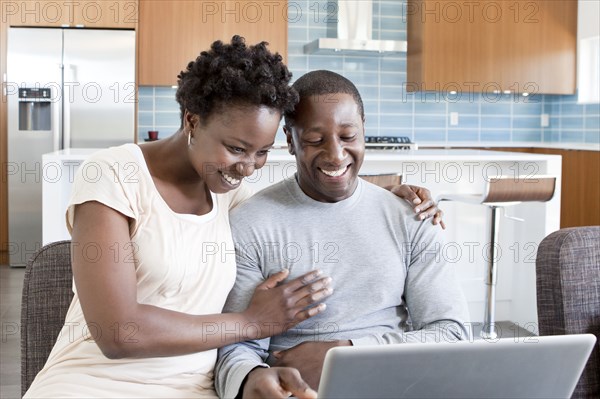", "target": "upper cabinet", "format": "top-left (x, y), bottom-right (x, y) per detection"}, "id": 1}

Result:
top-left (138, 0), bottom-right (288, 86)
top-left (407, 0), bottom-right (578, 94)
top-left (3, 0), bottom-right (137, 28)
